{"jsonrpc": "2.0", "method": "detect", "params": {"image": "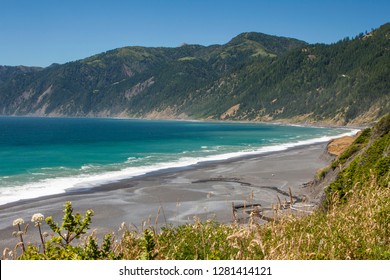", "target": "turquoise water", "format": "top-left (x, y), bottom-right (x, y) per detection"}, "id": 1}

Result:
top-left (0, 116), bottom-right (357, 205)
